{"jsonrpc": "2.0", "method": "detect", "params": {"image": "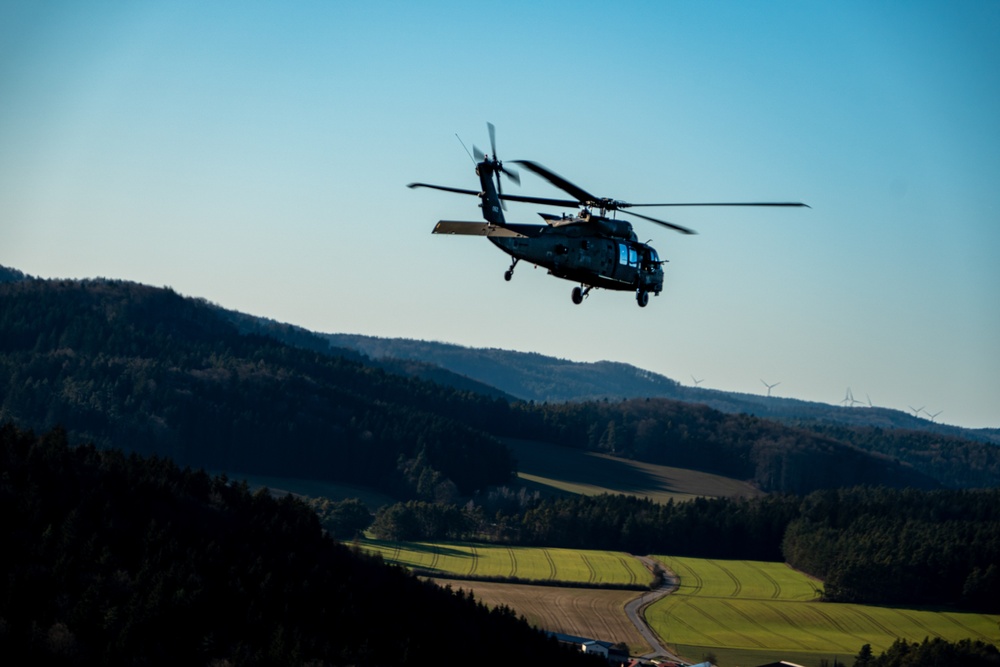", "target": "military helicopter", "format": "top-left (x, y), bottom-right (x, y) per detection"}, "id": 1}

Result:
top-left (409, 124), bottom-right (808, 307)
